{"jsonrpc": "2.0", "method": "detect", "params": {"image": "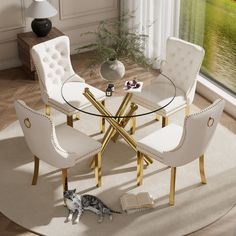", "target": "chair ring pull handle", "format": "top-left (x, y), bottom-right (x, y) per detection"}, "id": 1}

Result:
top-left (207, 117), bottom-right (214, 127)
top-left (24, 118), bottom-right (31, 128)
